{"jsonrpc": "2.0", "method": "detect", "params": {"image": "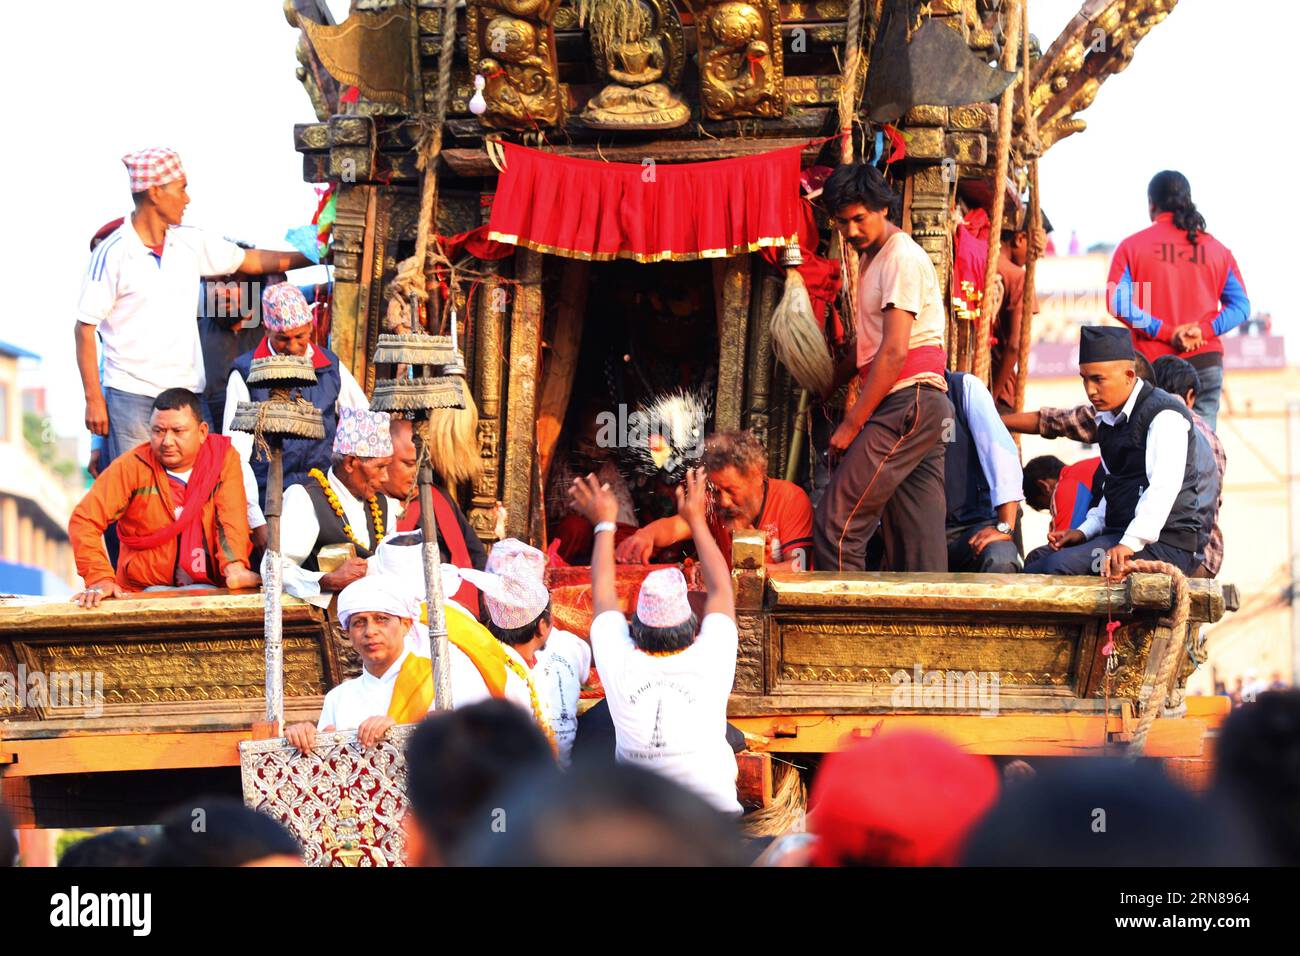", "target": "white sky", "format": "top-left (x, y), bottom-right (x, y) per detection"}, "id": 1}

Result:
top-left (0, 0), bottom-right (1286, 444)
